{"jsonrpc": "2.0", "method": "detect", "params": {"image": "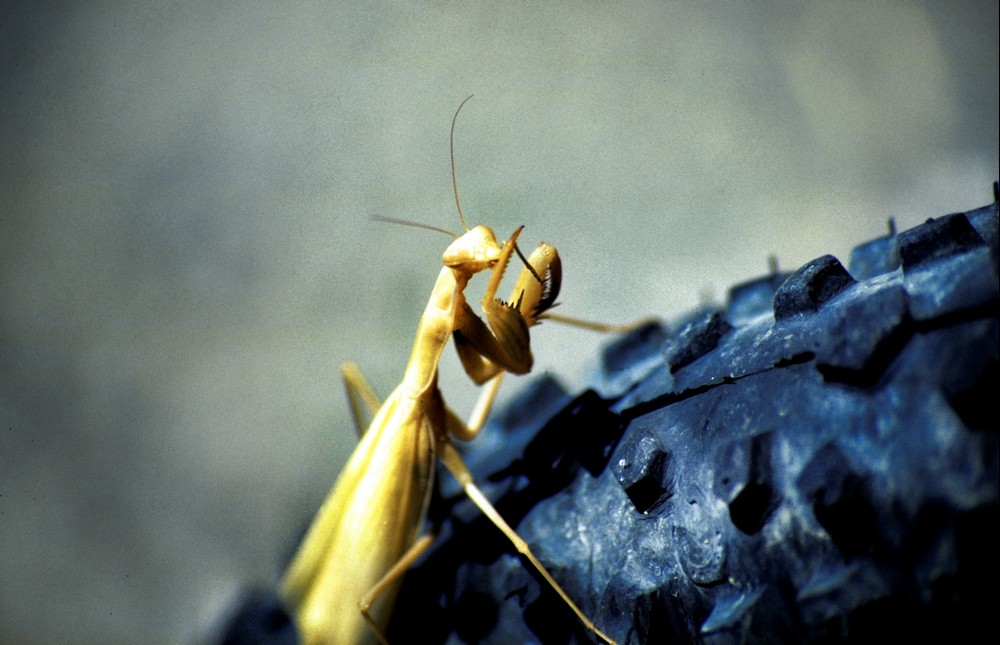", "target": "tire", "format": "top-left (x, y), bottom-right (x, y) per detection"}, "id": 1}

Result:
top-left (220, 186), bottom-right (998, 644)
top-left (386, 186), bottom-right (999, 644)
